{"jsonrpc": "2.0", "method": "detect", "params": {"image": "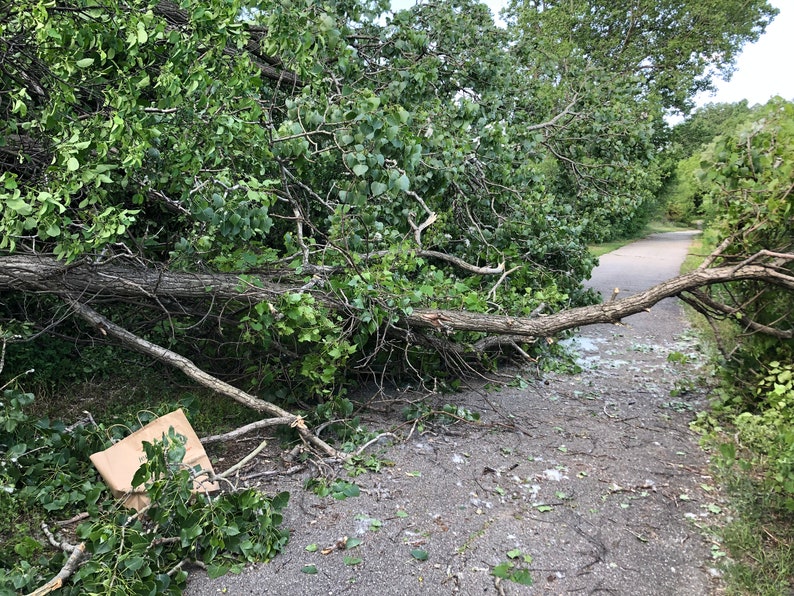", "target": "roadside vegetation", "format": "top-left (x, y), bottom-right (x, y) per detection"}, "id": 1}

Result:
top-left (588, 219), bottom-right (693, 258)
top-left (672, 100), bottom-right (794, 595)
